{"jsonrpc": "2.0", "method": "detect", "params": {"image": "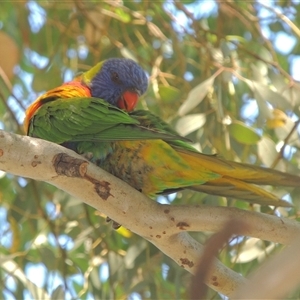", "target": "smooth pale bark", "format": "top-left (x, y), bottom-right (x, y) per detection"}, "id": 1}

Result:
top-left (1, 130), bottom-right (300, 297)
